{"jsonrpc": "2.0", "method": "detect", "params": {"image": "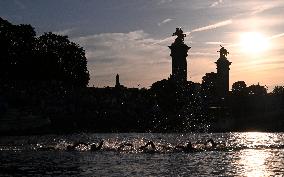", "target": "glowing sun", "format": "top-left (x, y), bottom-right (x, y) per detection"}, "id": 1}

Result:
top-left (240, 32), bottom-right (269, 54)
